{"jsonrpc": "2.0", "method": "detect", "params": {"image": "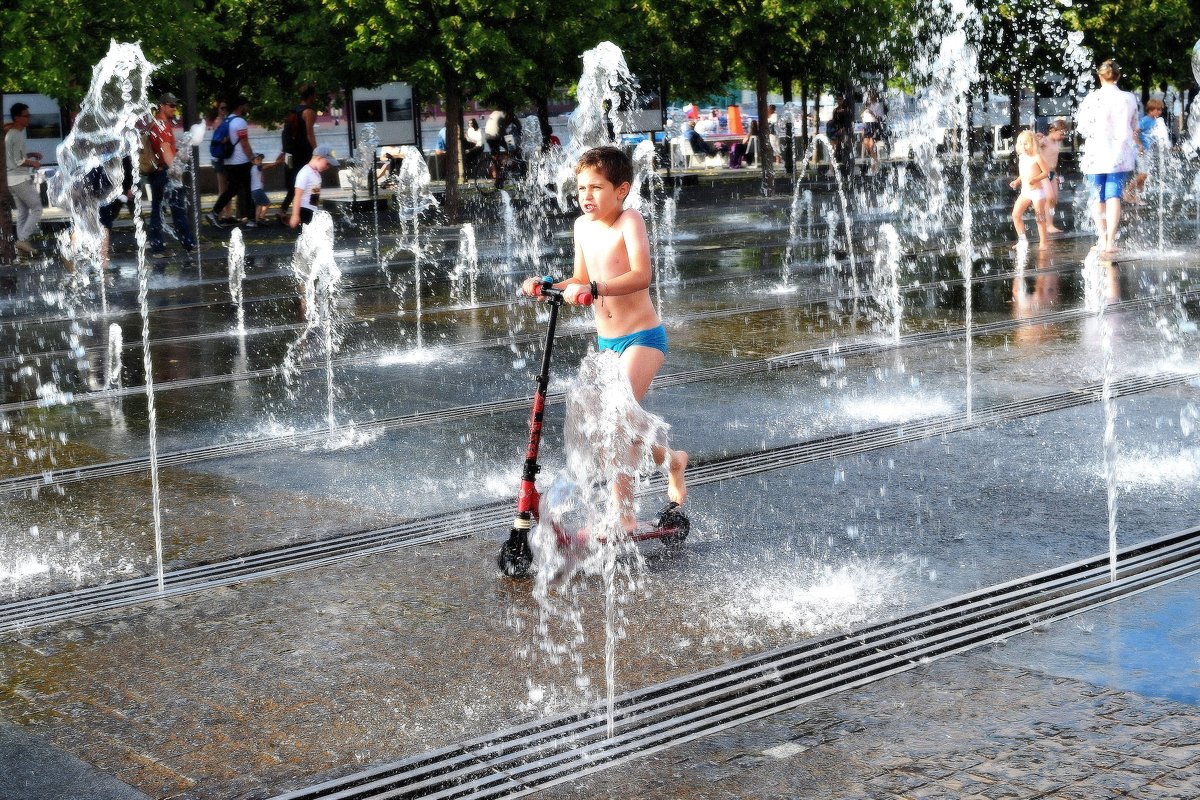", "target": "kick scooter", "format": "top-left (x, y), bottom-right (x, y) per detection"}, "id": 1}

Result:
top-left (496, 277), bottom-right (690, 579)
